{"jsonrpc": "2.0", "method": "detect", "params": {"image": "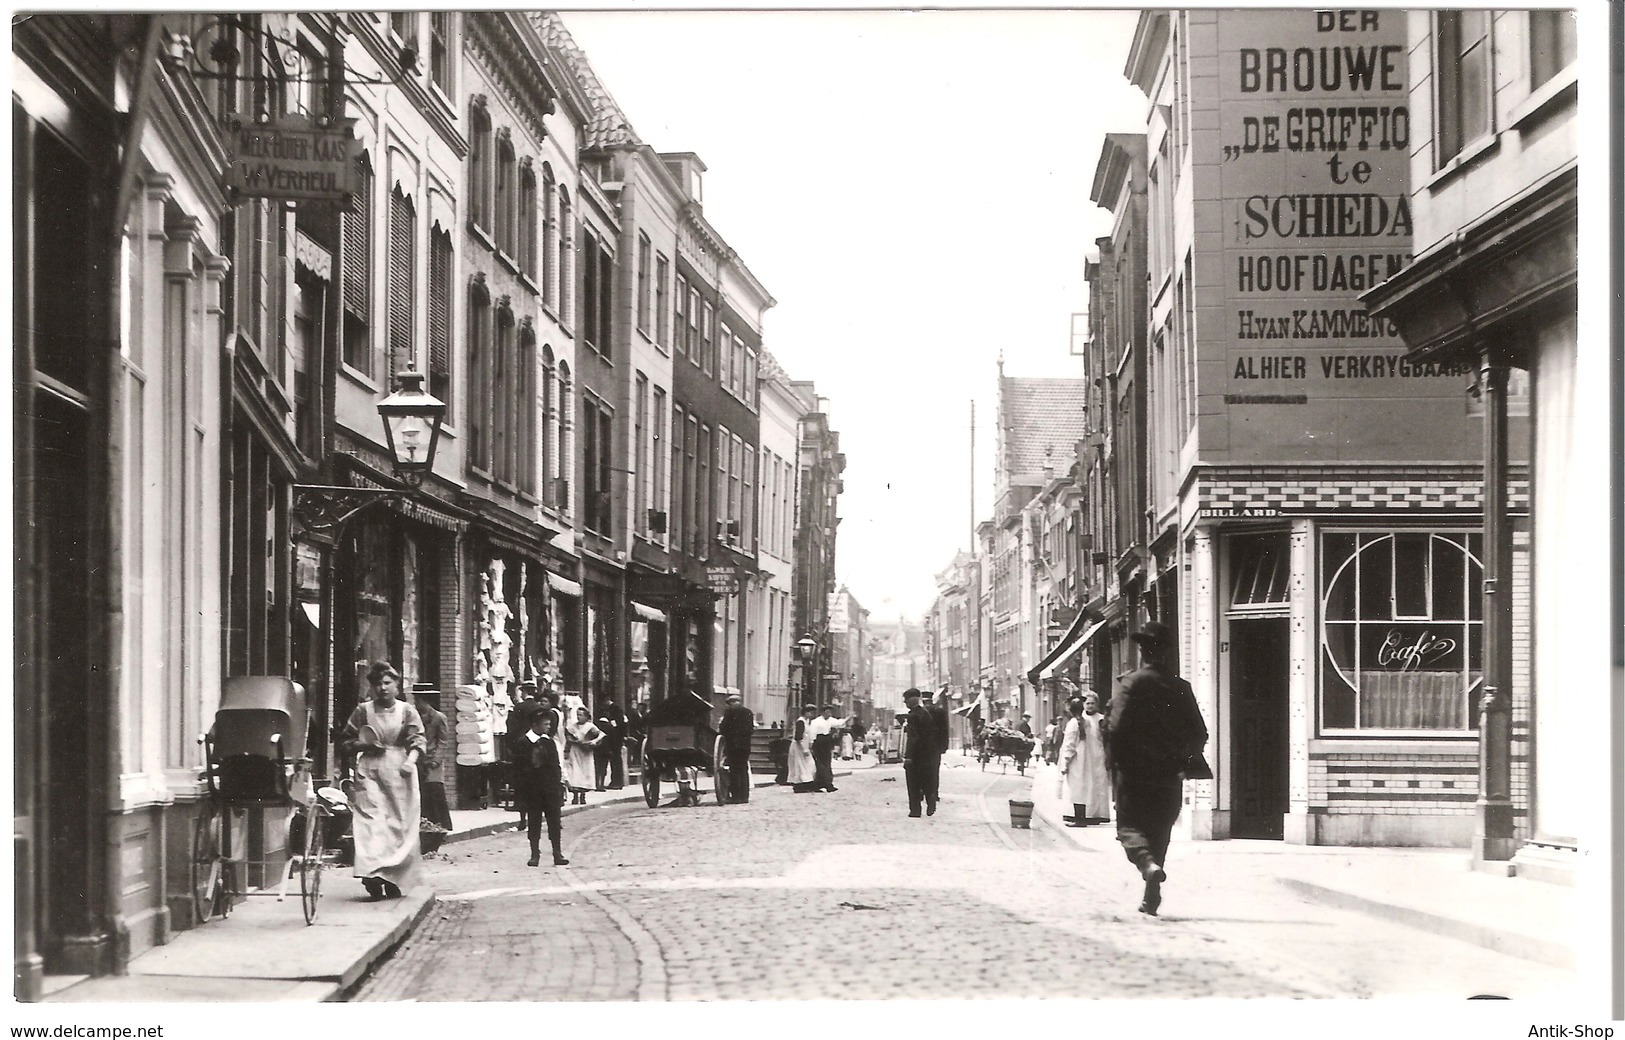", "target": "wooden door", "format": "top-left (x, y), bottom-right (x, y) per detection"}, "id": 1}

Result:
top-left (1229, 618), bottom-right (1290, 839)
